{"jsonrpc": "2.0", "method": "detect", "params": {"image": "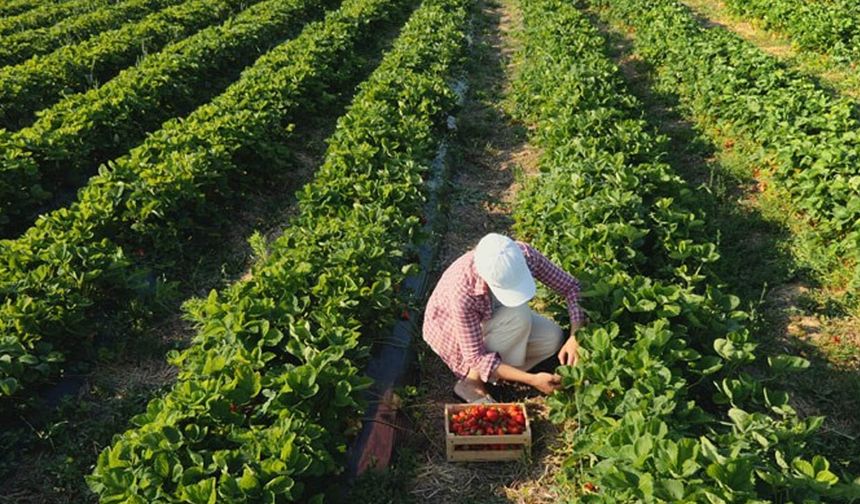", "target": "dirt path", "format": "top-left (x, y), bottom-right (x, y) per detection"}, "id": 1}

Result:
top-left (681, 0), bottom-right (860, 100)
top-left (590, 10), bottom-right (860, 475)
top-left (392, 0), bottom-right (571, 501)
